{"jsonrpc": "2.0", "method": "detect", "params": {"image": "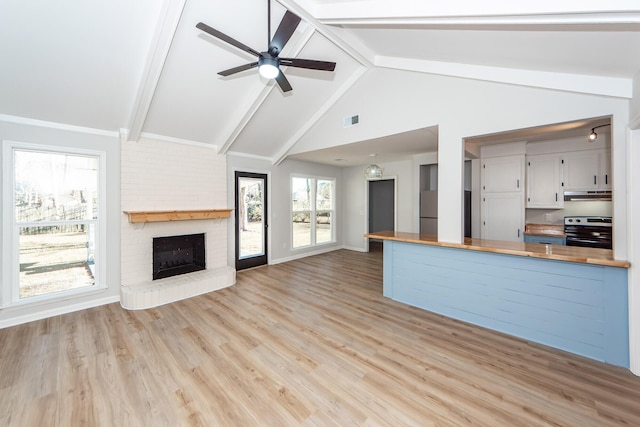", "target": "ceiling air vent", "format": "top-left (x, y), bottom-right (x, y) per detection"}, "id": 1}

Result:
top-left (343, 114), bottom-right (360, 128)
